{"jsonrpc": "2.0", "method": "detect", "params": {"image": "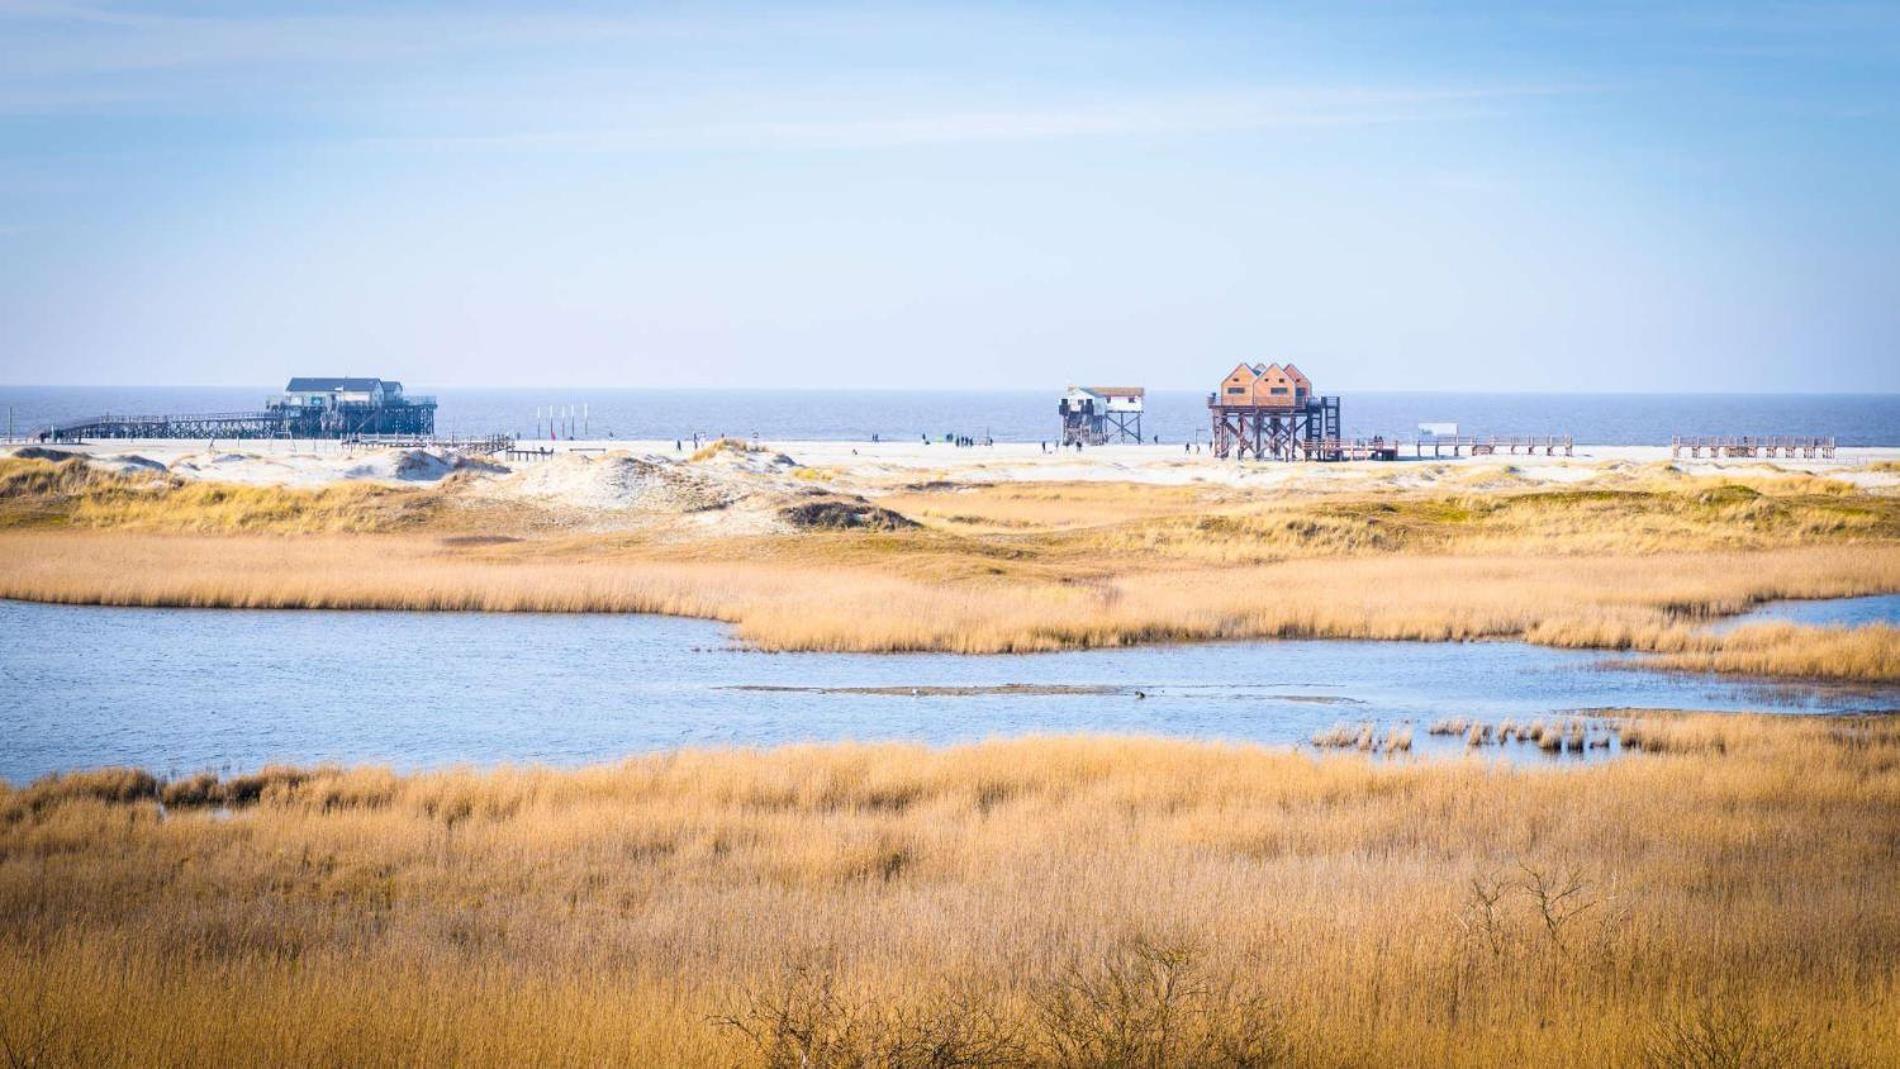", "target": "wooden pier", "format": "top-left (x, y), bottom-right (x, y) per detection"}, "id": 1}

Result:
top-left (1295, 437), bottom-right (1402, 461)
top-left (36, 389), bottom-right (438, 442)
top-left (38, 410), bottom-right (294, 442)
top-left (1416, 435), bottom-right (1573, 458)
top-left (1671, 436), bottom-right (1835, 459)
